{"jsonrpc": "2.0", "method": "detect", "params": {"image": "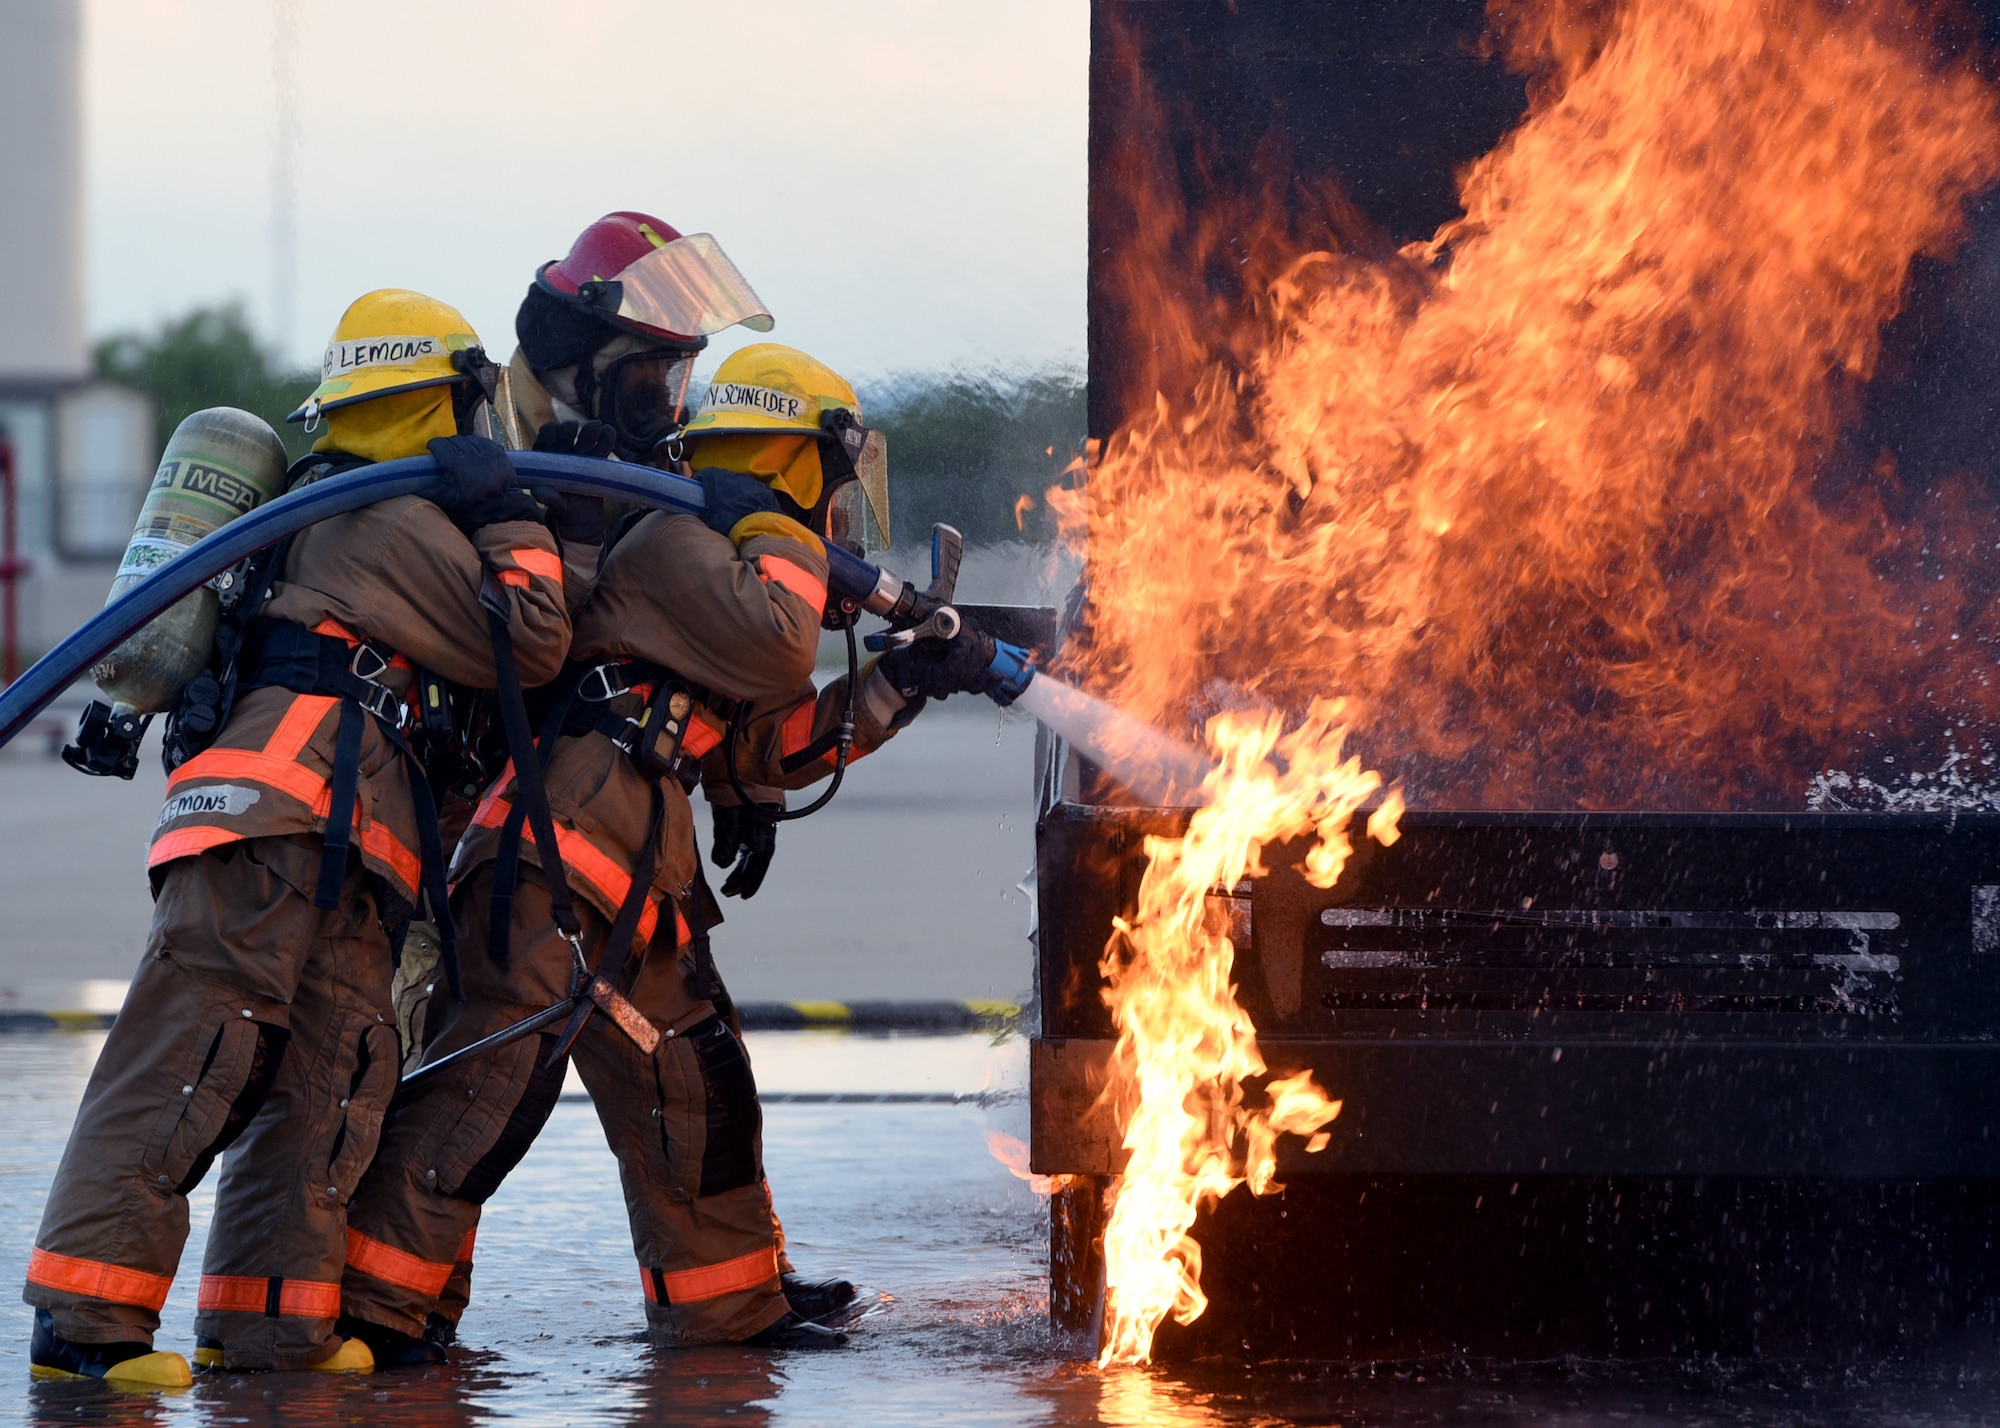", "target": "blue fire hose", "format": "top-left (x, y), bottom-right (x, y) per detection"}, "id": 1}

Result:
top-left (0, 450), bottom-right (997, 751)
